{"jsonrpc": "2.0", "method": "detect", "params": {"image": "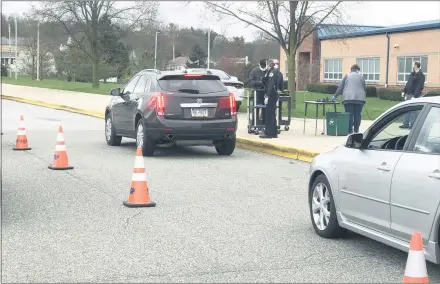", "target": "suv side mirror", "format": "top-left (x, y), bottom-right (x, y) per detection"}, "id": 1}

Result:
top-left (345, 133), bottom-right (363, 149)
top-left (110, 88), bottom-right (121, 96)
